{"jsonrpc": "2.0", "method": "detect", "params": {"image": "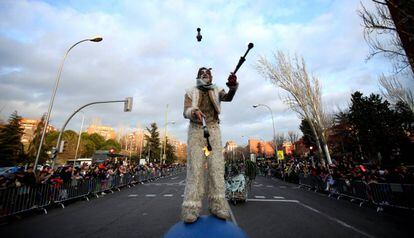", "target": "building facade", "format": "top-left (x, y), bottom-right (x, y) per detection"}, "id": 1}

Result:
top-left (86, 124), bottom-right (116, 140)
